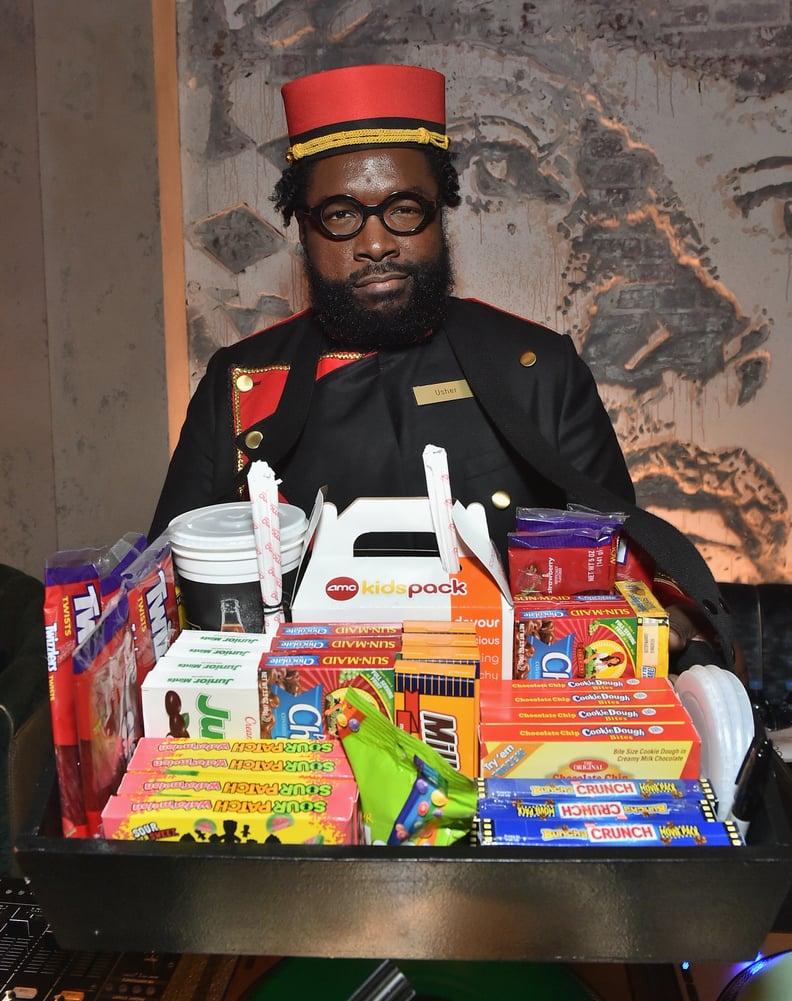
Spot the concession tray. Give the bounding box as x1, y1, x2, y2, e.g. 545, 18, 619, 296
15, 750, 792, 964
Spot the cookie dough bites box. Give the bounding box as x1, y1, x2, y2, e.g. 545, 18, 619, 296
479, 715, 701, 780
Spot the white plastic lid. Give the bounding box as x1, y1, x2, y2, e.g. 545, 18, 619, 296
167, 501, 308, 554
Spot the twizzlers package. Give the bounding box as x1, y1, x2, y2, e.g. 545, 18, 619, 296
73, 590, 143, 837
44, 532, 146, 837
121, 533, 180, 701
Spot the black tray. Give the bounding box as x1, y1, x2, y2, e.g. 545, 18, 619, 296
15, 751, 792, 963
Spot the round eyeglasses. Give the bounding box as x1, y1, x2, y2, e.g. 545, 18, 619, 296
298, 191, 440, 240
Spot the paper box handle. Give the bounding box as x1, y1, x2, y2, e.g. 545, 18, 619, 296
312, 497, 489, 559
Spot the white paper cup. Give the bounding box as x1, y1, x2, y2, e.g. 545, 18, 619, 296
167, 501, 308, 632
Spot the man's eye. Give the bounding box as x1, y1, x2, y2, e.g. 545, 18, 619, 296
386, 205, 424, 227
325, 207, 358, 222
389, 203, 421, 218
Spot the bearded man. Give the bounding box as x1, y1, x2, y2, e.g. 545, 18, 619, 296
149, 64, 735, 671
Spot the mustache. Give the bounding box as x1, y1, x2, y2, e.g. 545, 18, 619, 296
346, 261, 418, 284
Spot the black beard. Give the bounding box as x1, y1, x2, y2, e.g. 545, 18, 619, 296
304, 238, 454, 351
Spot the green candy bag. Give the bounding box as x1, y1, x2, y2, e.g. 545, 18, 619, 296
337, 687, 476, 846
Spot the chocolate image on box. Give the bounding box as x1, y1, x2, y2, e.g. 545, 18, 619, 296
164, 689, 190, 738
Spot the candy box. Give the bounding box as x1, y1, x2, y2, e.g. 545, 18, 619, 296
117, 772, 351, 803
480, 682, 680, 714
394, 659, 479, 778
476, 776, 717, 803
275, 621, 404, 637
271, 635, 403, 652
257, 661, 395, 739
477, 815, 743, 847
512, 580, 669, 681
480, 676, 676, 701
480, 701, 694, 726
400, 631, 479, 649
290, 498, 513, 681
100, 779, 360, 845
161, 629, 272, 660
476, 794, 719, 824
141, 658, 260, 740
403, 620, 478, 635
118, 772, 228, 795
260, 651, 399, 669
127, 736, 354, 777
479, 716, 701, 780
398, 646, 480, 665
482, 677, 675, 697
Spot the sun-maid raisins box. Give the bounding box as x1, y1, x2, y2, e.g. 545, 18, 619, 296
512, 580, 669, 681
291, 497, 514, 680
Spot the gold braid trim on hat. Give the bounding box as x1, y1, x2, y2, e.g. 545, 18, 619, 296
286, 126, 449, 162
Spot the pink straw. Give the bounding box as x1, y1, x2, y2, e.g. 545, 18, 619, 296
247, 461, 284, 634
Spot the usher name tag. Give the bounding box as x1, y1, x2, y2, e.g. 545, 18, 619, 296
413, 379, 474, 406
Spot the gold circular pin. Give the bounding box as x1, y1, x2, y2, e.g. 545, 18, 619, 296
244, 430, 263, 450
235, 374, 254, 392
491, 490, 511, 509
519, 351, 537, 368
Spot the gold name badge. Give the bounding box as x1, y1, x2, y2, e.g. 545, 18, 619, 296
413, 379, 474, 406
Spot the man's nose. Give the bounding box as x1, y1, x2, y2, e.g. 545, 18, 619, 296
353, 215, 400, 260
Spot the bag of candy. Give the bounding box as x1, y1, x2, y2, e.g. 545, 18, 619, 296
73, 590, 142, 837
99, 532, 149, 603
44, 533, 146, 837
336, 687, 476, 846
508, 507, 624, 597
121, 533, 180, 704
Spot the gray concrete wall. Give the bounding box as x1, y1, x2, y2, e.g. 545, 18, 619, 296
0, 0, 55, 576
1, 0, 171, 580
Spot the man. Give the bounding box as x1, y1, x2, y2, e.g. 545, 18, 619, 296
149, 64, 735, 671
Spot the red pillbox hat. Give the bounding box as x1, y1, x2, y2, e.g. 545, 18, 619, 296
281, 64, 449, 163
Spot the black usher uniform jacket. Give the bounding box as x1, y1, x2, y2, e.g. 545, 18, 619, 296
150, 297, 735, 667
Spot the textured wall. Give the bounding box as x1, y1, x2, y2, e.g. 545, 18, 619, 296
1, 0, 170, 579
174, 0, 792, 583
0, 0, 55, 574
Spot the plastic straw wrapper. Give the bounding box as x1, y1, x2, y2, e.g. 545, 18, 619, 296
422, 444, 461, 573
247, 460, 284, 634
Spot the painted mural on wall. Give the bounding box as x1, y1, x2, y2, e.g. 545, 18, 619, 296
175, 0, 792, 583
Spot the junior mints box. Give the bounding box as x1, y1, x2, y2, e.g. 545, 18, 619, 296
291, 498, 514, 680
141, 656, 260, 740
